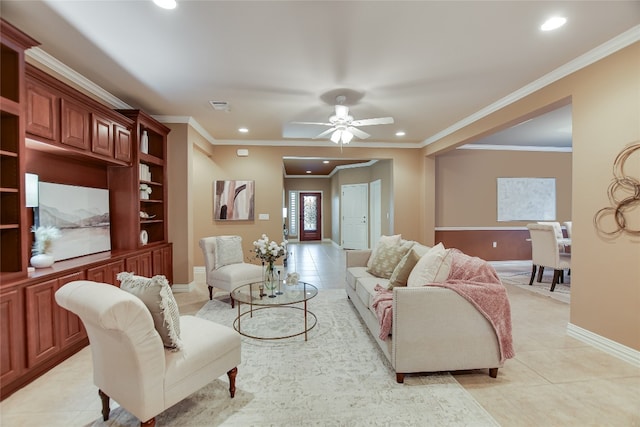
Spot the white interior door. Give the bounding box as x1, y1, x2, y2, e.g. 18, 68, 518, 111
341, 184, 368, 249
370, 179, 381, 249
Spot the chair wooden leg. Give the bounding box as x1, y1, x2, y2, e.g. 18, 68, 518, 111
550, 270, 561, 292
140, 418, 156, 427
529, 265, 537, 286
489, 368, 498, 378
396, 372, 405, 383
208, 285, 213, 300
227, 367, 238, 397
537, 266, 544, 282
98, 389, 110, 421
230, 294, 235, 309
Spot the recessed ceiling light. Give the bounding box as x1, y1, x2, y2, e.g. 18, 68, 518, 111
540, 16, 567, 31
306, 170, 312, 174
395, 131, 406, 137
238, 127, 249, 133
153, 0, 177, 10
323, 160, 330, 164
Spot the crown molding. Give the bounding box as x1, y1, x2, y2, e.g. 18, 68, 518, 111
422, 24, 640, 147
26, 47, 132, 109
458, 144, 572, 152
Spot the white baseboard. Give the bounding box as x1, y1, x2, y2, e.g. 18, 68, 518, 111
171, 282, 194, 293
567, 323, 640, 368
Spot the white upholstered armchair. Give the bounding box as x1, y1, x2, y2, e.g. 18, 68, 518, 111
55, 280, 241, 427
199, 235, 264, 307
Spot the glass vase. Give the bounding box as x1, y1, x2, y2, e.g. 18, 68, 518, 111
264, 261, 277, 298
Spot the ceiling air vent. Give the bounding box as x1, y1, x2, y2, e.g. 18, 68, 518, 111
209, 100, 231, 112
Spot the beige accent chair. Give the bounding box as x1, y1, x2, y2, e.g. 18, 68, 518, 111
55, 280, 241, 427
527, 223, 571, 291
199, 235, 264, 307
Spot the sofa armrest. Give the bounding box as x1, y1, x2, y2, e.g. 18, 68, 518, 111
346, 250, 372, 268
391, 286, 501, 373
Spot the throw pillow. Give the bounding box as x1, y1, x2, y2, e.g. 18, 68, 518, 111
388, 247, 422, 289
407, 242, 451, 287
214, 235, 244, 269
367, 240, 414, 279
366, 234, 402, 268
117, 272, 183, 351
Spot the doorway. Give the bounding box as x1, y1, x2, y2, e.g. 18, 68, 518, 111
299, 192, 322, 241
341, 183, 368, 249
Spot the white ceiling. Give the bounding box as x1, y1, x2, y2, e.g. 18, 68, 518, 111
2, 1, 639, 149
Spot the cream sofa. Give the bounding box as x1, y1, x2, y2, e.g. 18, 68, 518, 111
345, 241, 507, 383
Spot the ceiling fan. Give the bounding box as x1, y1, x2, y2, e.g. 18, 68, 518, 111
292, 95, 394, 145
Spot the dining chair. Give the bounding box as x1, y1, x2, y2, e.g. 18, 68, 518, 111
527, 223, 571, 292
537, 221, 571, 252
564, 221, 572, 238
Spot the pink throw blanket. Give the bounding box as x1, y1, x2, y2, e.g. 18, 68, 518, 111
372, 249, 515, 363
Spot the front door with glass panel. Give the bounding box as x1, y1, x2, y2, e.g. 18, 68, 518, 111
300, 192, 321, 241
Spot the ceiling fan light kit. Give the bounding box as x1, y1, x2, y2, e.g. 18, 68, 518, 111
292, 95, 394, 146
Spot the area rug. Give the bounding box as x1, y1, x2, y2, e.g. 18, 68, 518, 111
92, 289, 499, 426
498, 270, 571, 304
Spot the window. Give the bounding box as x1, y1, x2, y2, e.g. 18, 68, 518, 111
288, 191, 297, 236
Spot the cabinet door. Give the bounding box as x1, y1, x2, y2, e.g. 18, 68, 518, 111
25, 80, 58, 140
91, 113, 113, 157
60, 98, 90, 150
162, 246, 173, 283
25, 279, 59, 368
114, 124, 132, 163
126, 253, 152, 277
87, 260, 125, 286
0, 288, 24, 386
57, 272, 87, 349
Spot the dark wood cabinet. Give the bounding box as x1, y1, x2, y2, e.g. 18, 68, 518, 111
1, 19, 173, 400
126, 252, 153, 277
60, 97, 90, 150
87, 259, 125, 286
25, 279, 59, 368
114, 124, 132, 162
91, 112, 113, 157
0, 288, 24, 387
57, 272, 86, 349
25, 80, 58, 141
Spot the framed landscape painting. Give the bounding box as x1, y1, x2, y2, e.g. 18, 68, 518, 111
38, 182, 111, 261
214, 180, 255, 220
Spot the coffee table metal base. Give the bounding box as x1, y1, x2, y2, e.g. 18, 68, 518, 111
233, 305, 317, 341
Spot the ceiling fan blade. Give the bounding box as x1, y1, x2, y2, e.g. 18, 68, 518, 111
335, 105, 349, 119
313, 127, 338, 139
290, 121, 333, 126
347, 126, 370, 139
351, 117, 394, 126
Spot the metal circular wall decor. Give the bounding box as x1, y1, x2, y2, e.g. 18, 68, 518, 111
593, 141, 640, 236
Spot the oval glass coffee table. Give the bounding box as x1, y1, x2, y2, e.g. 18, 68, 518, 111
231, 281, 318, 341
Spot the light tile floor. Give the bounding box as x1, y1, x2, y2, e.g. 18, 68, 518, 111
1, 242, 638, 426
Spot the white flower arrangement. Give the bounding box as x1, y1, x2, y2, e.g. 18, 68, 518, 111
140, 183, 152, 195
252, 234, 287, 264
31, 225, 61, 255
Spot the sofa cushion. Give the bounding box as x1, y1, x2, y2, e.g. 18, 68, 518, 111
346, 266, 370, 290
366, 240, 414, 279
366, 234, 402, 268
356, 277, 389, 311
407, 243, 453, 287
412, 243, 431, 257
117, 272, 183, 350
214, 235, 244, 268
388, 248, 422, 289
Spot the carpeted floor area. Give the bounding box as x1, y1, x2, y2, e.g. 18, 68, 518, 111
93, 289, 499, 426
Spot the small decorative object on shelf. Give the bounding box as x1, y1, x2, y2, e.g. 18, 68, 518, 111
140, 183, 152, 200
140, 130, 149, 154
253, 234, 287, 298
30, 225, 61, 268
